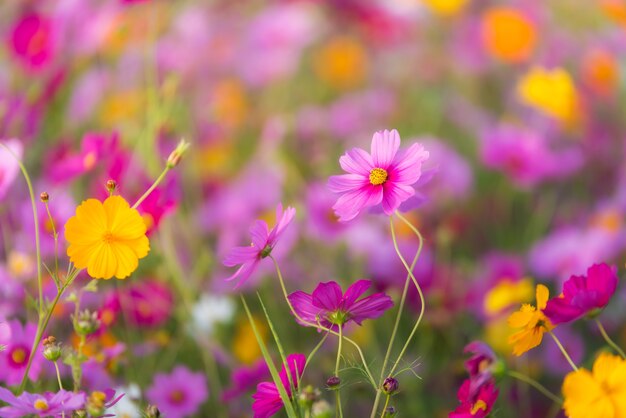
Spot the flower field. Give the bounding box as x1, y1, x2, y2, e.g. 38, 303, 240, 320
1, 1, 626, 417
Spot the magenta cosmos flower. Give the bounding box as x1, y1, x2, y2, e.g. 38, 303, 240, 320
544, 263, 618, 324
0, 320, 42, 385
223, 203, 296, 288
328, 129, 429, 221
252, 353, 305, 418
0, 387, 85, 418
146, 366, 208, 418
288, 280, 393, 330
449, 379, 499, 418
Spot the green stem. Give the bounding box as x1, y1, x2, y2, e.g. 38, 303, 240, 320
387, 213, 425, 377
335, 326, 344, 418
18, 271, 79, 392
54, 361, 64, 390
131, 166, 170, 209
43, 201, 60, 281
595, 319, 626, 359
1, 143, 43, 316
380, 395, 391, 418
507, 370, 563, 405
304, 333, 329, 378
549, 331, 578, 371
370, 217, 423, 418
269, 256, 377, 388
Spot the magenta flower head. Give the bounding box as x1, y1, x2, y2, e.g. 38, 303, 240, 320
463, 341, 503, 398
146, 366, 208, 418
288, 280, 393, 330
0, 320, 42, 385
449, 379, 499, 418
543, 263, 618, 324
328, 129, 429, 221
252, 353, 305, 418
0, 387, 85, 418
223, 203, 296, 288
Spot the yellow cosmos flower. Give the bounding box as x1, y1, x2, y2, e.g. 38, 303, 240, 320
517, 66, 579, 123
481, 7, 536, 63
64, 196, 149, 280
507, 284, 554, 356
484, 278, 534, 317
313, 36, 368, 90
563, 353, 626, 418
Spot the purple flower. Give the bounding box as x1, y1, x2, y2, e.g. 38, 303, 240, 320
449, 379, 499, 418
288, 280, 394, 330
146, 366, 208, 418
328, 129, 429, 221
252, 353, 305, 418
0, 139, 22, 200
0, 387, 85, 418
463, 341, 498, 397
0, 320, 42, 385
544, 263, 618, 324
223, 203, 296, 288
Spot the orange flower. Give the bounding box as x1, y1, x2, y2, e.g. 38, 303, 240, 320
481, 7, 536, 63
507, 284, 555, 356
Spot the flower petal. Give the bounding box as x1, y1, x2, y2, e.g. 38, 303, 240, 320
312, 281, 343, 311
342, 280, 372, 308
339, 148, 373, 175
371, 129, 401, 168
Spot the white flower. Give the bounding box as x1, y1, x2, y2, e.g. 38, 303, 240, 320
106, 384, 141, 418
190, 294, 235, 337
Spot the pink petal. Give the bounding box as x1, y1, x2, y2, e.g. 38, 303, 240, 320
339, 148, 373, 175
223, 246, 259, 267
371, 129, 400, 168
312, 281, 343, 311
250, 220, 270, 249
381, 183, 415, 215
327, 174, 369, 193
390, 143, 429, 185
333, 185, 383, 222
342, 280, 372, 307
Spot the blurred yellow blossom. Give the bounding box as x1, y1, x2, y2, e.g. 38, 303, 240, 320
422, 0, 469, 16
313, 36, 368, 90
517, 66, 579, 123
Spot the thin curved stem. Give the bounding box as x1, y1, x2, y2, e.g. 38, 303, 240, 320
549, 331, 578, 371
270, 256, 377, 388
43, 201, 59, 280
595, 319, 626, 358
335, 326, 344, 418
304, 333, 329, 377
387, 213, 425, 377
508, 370, 563, 405
54, 361, 63, 390
131, 166, 170, 209
380, 395, 391, 418
370, 216, 423, 418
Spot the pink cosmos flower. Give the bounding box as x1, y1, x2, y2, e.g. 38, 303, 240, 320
328, 129, 429, 221
288, 280, 393, 330
0, 320, 42, 385
449, 379, 499, 418
0, 139, 22, 200
252, 353, 305, 418
9, 14, 54, 70
223, 203, 296, 288
543, 263, 618, 324
0, 387, 84, 418
146, 366, 208, 418
463, 341, 498, 398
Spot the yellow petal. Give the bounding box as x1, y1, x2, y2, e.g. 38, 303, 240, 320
508, 305, 535, 328
125, 235, 150, 259
103, 195, 130, 231
67, 242, 103, 270
536, 284, 550, 309
563, 369, 606, 418
87, 244, 117, 280
110, 243, 139, 279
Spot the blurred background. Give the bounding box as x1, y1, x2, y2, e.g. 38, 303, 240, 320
1, 0, 626, 417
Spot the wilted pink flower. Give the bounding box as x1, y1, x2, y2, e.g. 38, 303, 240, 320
0, 387, 84, 418
288, 280, 393, 330
252, 353, 305, 418
328, 129, 429, 221
463, 341, 498, 398
9, 14, 54, 70
223, 203, 296, 288
0, 320, 42, 385
146, 366, 208, 418
544, 263, 618, 324
449, 379, 499, 418
0, 139, 22, 200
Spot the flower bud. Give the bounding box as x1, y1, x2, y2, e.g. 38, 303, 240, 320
326, 376, 341, 389
73, 310, 101, 336
40, 192, 49, 202
42, 336, 62, 361
298, 385, 320, 409
382, 377, 399, 395
166, 140, 190, 169
145, 405, 161, 418
312, 400, 332, 418
383, 406, 397, 417
106, 179, 117, 193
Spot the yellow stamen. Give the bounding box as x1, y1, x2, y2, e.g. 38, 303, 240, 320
11, 348, 26, 364
471, 400, 488, 414
34, 399, 49, 411
369, 168, 388, 185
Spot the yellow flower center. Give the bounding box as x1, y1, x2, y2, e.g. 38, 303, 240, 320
369, 168, 388, 185
471, 400, 488, 414
11, 348, 27, 364
83, 152, 97, 170
90, 391, 107, 408
102, 232, 115, 244
34, 399, 49, 411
